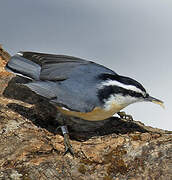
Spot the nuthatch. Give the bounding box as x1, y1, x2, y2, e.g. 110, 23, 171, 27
5, 51, 164, 155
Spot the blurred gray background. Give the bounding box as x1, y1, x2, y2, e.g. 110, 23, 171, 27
1, 0, 171, 130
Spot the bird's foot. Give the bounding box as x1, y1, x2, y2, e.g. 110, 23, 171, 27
60, 126, 74, 156
117, 111, 133, 121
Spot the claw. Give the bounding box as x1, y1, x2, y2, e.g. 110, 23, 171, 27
60, 126, 74, 156
63, 133, 74, 156
117, 111, 133, 121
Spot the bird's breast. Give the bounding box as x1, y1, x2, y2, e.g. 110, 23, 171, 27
56, 103, 123, 121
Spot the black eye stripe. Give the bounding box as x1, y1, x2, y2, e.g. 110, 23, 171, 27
98, 85, 143, 102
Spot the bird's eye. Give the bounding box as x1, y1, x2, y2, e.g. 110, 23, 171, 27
145, 93, 149, 98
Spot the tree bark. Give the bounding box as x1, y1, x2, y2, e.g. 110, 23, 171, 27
0, 46, 171, 180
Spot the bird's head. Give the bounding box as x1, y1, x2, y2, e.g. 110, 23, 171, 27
97, 74, 164, 110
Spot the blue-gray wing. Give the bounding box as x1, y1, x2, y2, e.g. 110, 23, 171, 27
24, 80, 96, 112
19, 52, 118, 112
20, 51, 89, 80
20, 51, 117, 81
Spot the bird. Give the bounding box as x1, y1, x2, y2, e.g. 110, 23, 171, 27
5, 51, 164, 155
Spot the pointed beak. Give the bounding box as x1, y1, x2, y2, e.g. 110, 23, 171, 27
145, 95, 165, 109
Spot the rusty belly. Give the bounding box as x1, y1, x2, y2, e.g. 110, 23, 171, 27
56, 103, 123, 121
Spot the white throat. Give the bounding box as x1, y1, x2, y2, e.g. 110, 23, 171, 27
104, 94, 140, 111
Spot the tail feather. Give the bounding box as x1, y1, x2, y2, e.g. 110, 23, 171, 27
5, 54, 41, 80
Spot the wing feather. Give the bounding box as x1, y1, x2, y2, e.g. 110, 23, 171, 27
16, 51, 117, 113
19, 51, 90, 80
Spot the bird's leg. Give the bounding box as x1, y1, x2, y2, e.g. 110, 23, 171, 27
55, 113, 74, 155
61, 125, 74, 156
117, 111, 133, 121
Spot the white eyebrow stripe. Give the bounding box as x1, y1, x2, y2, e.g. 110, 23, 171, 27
99, 80, 145, 95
